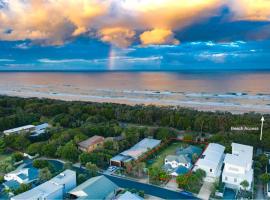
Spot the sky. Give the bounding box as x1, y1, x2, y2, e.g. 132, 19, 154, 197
0, 0, 270, 71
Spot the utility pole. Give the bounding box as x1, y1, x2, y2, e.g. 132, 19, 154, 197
260, 116, 265, 141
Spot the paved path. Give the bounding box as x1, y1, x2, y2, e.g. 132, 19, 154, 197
197, 181, 213, 200
256, 182, 265, 200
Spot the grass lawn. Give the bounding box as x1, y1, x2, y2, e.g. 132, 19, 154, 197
147, 142, 187, 169
0, 153, 12, 162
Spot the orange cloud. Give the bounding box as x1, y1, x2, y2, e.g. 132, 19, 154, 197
98, 27, 136, 48
1, 0, 269, 47
228, 0, 270, 21
140, 28, 179, 45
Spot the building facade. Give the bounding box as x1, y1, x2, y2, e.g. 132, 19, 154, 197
222, 143, 253, 191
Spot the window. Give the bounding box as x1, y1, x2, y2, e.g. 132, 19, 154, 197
234, 178, 237, 183
225, 176, 228, 181
210, 169, 212, 172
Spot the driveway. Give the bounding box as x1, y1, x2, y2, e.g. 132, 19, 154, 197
197, 181, 213, 200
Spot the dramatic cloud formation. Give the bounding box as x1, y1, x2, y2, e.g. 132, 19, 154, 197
98, 27, 136, 47
0, 0, 270, 47
229, 0, 270, 21
140, 29, 179, 45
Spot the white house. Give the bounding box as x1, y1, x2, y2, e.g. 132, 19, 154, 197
222, 143, 253, 191
193, 143, 225, 182
3, 125, 35, 136
4, 167, 39, 184
11, 169, 76, 200
165, 155, 191, 169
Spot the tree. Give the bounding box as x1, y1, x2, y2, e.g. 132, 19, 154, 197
27, 143, 43, 156
259, 173, 270, 184
39, 167, 52, 182
11, 152, 24, 162
57, 142, 79, 162
32, 160, 50, 169
176, 174, 189, 189
0, 175, 4, 183
240, 180, 249, 191
149, 167, 169, 184
79, 152, 92, 165
41, 143, 57, 157
0, 138, 6, 153
259, 154, 268, 169
13, 183, 31, 195
77, 174, 87, 184
85, 162, 99, 176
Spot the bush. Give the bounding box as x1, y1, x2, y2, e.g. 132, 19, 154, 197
32, 160, 50, 169
12, 152, 24, 162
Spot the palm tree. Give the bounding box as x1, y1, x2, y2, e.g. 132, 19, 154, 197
240, 180, 249, 191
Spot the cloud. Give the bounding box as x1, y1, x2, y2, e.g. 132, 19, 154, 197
228, 0, 270, 21
39, 56, 162, 64
98, 27, 135, 48
0, 58, 14, 62
0, 0, 269, 47
140, 29, 179, 45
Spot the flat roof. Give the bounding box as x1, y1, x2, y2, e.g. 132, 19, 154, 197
120, 138, 161, 160
4, 125, 35, 134
196, 143, 225, 169
11, 170, 76, 200
224, 143, 253, 168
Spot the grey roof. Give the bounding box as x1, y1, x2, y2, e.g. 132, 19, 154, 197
110, 154, 131, 163
69, 175, 118, 200
120, 138, 161, 160
165, 155, 191, 164
11, 170, 76, 200
117, 191, 144, 200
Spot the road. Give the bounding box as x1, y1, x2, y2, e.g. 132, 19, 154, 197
103, 174, 198, 199
21, 159, 198, 199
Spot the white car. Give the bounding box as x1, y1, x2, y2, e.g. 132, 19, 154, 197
108, 166, 117, 172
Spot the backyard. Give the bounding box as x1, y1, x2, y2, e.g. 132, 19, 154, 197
146, 141, 187, 169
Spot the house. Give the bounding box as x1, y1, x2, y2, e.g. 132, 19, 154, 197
4, 167, 39, 188
222, 143, 253, 191
164, 164, 190, 177
3, 125, 35, 136
165, 155, 191, 169
69, 175, 118, 199
110, 138, 161, 167
78, 135, 105, 152
11, 169, 76, 200
193, 143, 225, 182
117, 191, 144, 200
30, 123, 50, 137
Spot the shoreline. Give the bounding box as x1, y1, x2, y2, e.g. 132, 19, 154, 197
1, 88, 270, 114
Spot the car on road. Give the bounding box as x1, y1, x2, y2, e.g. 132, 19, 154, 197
108, 166, 118, 172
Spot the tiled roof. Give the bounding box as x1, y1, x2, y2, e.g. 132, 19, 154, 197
78, 135, 105, 149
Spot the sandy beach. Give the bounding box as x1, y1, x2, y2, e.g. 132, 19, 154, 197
0, 72, 270, 114
1, 84, 270, 114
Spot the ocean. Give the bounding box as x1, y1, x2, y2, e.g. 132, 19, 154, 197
0, 71, 270, 113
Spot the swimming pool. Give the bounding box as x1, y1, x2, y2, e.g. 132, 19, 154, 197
223, 188, 236, 200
